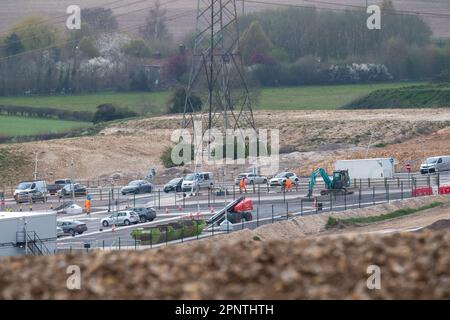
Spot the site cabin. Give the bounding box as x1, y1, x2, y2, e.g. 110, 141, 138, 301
0, 211, 57, 256
335, 158, 395, 180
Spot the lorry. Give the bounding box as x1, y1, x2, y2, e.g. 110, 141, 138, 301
0, 211, 57, 256
334, 158, 395, 179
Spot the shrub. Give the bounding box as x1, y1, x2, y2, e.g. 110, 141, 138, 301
92, 103, 138, 123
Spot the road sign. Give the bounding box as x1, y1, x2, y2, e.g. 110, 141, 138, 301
405, 163, 411, 172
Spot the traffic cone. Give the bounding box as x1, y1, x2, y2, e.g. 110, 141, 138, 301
178, 205, 182, 211
112, 224, 115, 232
210, 207, 214, 213
0, 198, 5, 206
165, 208, 169, 214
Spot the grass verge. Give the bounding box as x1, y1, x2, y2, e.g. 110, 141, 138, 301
325, 201, 445, 229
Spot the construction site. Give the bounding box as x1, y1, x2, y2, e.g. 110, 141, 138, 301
0, 0, 450, 305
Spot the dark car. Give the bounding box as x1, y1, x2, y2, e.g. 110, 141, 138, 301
121, 180, 153, 195
58, 183, 87, 198
164, 178, 183, 193
130, 207, 157, 223
47, 179, 73, 195
57, 220, 88, 236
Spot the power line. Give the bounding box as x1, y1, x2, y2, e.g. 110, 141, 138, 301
0, 0, 183, 61
0, 0, 128, 38
238, 0, 450, 19
0, 0, 164, 50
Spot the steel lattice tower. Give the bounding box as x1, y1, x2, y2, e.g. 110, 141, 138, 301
183, 0, 255, 133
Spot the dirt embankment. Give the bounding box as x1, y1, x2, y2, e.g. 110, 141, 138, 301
0, 230, 449, 299
1, 195, 450, 299
1, 109, 449, 185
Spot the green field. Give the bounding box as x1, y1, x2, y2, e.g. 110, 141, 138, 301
0, 116, 91, 137
0, 82, 425, 113
343, 84, 450, 109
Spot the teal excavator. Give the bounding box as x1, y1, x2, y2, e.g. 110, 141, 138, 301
307, 168, 354, 197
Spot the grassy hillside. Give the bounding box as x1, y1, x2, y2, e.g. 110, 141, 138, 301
0, 82, 424, 113
0, 116, 91, 137
343, 84, 450, 109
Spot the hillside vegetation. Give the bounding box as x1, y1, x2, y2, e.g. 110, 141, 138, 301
343, 84, 450, 109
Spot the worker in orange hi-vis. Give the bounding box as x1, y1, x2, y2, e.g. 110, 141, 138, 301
285, 177, 293, 192
85, 198, 91, 215
239, 177, 247, 194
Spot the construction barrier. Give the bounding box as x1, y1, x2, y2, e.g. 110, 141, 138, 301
412, 187, 433, 197
439, 186, 450, 195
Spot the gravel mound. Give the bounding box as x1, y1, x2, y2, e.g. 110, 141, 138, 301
420, 219, 450, 232
0, 230, 449, 300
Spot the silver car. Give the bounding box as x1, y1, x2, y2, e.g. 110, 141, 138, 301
269, 172, 300, 186
101, 210, 140, 227
235, 173, 268, 185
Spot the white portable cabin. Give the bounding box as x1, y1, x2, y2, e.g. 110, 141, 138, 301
335, 158, 396, 179
0, 211, 57, 257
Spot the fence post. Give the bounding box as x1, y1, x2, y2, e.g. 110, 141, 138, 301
401, 181, 404, 200
368, 178, 371, 188
358, 188, 362, 208
437, 173, 440, 189
158, 190, 161, 209
257, 207, 259, 227
150, 229, 153, 248
258, 184, 261, 205
344, 192, 347, 210
301, 199, 303, 216
330, 193, 333, 212
386, 184, 390, 203
271, 204, 274, 223
373, 186, 376, 205
118, 237, 121, 250
286, 202, 289, 220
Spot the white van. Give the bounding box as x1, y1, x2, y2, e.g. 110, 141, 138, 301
181, 172, 214, 192
14, 180, 48, 203
420, 156, 450, 174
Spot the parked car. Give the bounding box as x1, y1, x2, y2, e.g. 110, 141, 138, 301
58, 183, 87, 198
14, 180, 47, 202
181, 172, 214, 192
420, 156, 450, 174
15, 189, 46, 204
57, 220, 88, 236
47, 178, 73, 195
101, 210, 140, 227
121, 180, 153, 195
234, 173, 268, 185
164, 178, 183, 193
130, 207, 157, 223
269, 172, 300, 187
56, 226, 65, 238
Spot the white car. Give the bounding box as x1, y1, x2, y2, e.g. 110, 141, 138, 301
235, 173, 268, 185
101, 210, 140, 227
269, 172, 299, 187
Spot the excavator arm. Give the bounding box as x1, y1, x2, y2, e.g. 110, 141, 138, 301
307, 168, 333, 197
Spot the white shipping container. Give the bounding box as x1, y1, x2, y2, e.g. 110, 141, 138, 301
0, 211, 57, 256
335, 158, 395, 180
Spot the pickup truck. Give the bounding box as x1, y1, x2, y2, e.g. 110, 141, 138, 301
47, 179, 72, 195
